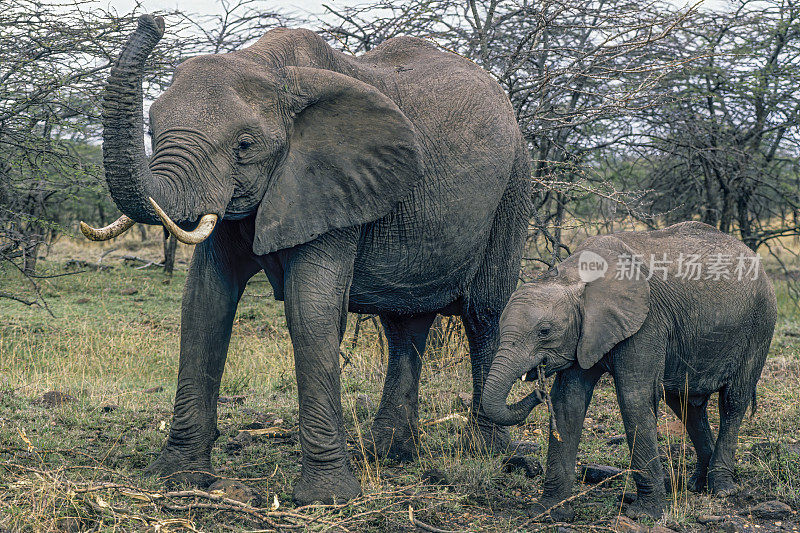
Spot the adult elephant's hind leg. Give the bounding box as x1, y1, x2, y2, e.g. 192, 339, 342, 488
369, 313, 437, 460
285, 228, 362, 505
146, 223, 260, 487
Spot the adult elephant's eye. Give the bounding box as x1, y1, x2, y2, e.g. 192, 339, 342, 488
236, 134, 257, 159
538, 326, 551, 338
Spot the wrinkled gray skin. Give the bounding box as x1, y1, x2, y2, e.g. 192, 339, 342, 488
482, 222, 776, 520
100, 16, 531, 504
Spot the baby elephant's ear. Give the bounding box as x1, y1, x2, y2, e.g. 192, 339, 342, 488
253, 66, 423, 255
576, 237, 650, 369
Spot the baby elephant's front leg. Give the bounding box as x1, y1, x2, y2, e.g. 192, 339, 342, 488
616, 386, 666, 519
532, 365, 603, 522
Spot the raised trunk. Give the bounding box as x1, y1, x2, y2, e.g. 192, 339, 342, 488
102, 15, 170, 225
481, 348, 545, 426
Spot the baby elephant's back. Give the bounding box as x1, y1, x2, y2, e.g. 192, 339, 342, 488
615, 221, 777, 395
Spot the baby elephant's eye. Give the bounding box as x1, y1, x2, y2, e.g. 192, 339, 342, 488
238, 139, 253, 150
538, 327, 551, 338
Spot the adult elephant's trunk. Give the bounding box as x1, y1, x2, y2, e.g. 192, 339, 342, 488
101, 14, 170, 225
481, 347, 545, 426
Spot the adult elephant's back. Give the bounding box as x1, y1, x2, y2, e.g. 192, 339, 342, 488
350, 36, 530, 314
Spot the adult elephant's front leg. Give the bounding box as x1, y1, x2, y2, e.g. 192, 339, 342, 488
146, 226, 259, 486
284, 229, 362, 505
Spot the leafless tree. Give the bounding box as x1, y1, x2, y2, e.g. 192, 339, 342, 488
633, 0, 800, 254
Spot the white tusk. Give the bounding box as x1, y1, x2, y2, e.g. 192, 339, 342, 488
148, 197, 217, 245
80, 215, 136, 241
521, 372, 528, 382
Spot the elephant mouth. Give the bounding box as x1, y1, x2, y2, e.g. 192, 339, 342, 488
519, 358, 547, 382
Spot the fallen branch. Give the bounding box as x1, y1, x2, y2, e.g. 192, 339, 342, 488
238, 426, 297, 438
422, 414, 468, 426
0, 290, 38, 306
115, 254, 164, 268
161, 501, 293, 530
408, 505, 464, 533
515, 469, 631, 530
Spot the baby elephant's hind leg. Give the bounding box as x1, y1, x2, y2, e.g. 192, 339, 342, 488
709, 338, 770, 497
664, 392, 714, 492
708, 386, 750, 496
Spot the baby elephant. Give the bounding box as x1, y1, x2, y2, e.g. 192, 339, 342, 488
482, 222, 776, 520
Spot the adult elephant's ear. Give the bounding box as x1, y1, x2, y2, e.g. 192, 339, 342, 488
253, 66, 423, 255
575, 237, 651, 369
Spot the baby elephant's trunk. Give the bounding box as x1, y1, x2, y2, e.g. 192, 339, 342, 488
481, 348, 545, 426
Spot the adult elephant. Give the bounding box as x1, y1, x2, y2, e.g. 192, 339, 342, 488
82, 15, 531, 505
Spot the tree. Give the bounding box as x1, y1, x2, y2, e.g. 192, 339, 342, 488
636, 0, 800, 251
0, 0, 184, 303
321, 0, 693, 267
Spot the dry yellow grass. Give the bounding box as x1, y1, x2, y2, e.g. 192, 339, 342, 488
0, 228, 797, 531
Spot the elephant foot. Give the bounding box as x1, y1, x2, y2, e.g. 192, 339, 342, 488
708, 471, 739, 497
527, 498, 575, 522
292, 463, 362, 505
145, 446, 215, 488
687, 468, 707, 493
624, 493, 665, 520
367, 414, 419, 461
460, 416, 510, 455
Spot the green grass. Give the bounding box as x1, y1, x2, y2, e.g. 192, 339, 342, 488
0, 235, 798, 531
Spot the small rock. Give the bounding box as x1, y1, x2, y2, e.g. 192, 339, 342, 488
611, 515, 647, 533
720, 518, 747, 533
557, 527, 576, 533
218, 395, 246, 404
40, 391, 76, 407
509, 440, 541, 456
697, 514, 725, 524
748, 500, 792, 520
607, 435, 626, 446
76, 298, 90, 304
143, 386, 164, 394
503, 455, 543, 478
226, 431, 254, 453
355, 394, 374, 420
120, 287, 138, 295
207, 479, 262, 506
456, 392, 472, 411
101, 404, 118, 413
581, 464, 623, 484
422, 467, 449, 486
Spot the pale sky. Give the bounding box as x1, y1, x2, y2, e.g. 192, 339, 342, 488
103, 0, 364, 19
103, 0, 726, 20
